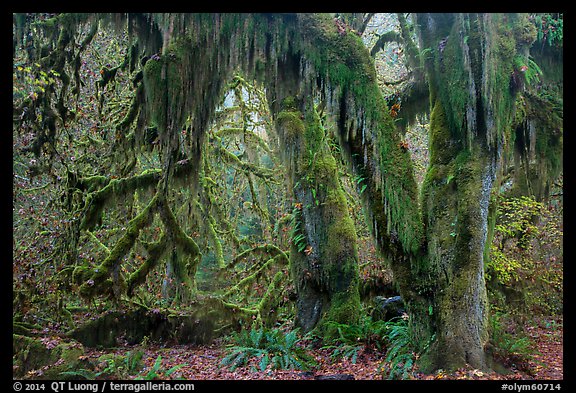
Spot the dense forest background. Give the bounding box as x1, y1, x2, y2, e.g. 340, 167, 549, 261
13, 12, 562, 381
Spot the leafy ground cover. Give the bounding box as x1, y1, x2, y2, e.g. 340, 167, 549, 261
48, 316, 561, 381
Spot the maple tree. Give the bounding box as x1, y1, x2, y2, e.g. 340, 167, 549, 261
13, 12, 562, 379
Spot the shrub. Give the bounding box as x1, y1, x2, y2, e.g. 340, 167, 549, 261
487, 195, 563, 315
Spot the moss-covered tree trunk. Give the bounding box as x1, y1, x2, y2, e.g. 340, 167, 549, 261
272, 95, 361, 333
419, 100, 496, 371
412, 13, 535, 371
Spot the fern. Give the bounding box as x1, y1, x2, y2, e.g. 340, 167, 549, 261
513, 55, 543, 87
220, 327, 316, 372
136, 355, 187, 380
61, 349, 147, 380
322, 315, 389, 363
525, 58, 543, 86
381, 317, 416, 380
323, 343, 363, 363
489, 312, 535, 363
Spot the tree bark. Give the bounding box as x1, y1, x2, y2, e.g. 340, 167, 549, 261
419, 100, 496, 371
272, 95, 361, 333
411, 12, 533, 371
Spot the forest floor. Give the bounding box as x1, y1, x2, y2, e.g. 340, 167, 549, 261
79, 316, 563, 381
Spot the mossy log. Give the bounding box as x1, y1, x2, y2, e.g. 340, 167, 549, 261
13, 334, 86, 379
67, 302, 244, 348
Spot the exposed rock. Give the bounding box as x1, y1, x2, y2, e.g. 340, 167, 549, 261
371, 295, 405, 321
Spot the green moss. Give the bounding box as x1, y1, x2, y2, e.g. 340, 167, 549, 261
277, 110, 305, 147
256, 270, 285, 326
275, 96, 361, 331
428, 99, 459, 166
72, 265, 92, 286
79, 170, 162, 230
513, 13, 538, 46
324, 195, 357, 257
507, 85, 562, 200
291, 14, 424, 257
320, 289, 361, 339
13, 335, 85, 379
424, 14, 519, 152
79, 193, 159, 299
157, 198, 201, 300
126, 233, 168, 296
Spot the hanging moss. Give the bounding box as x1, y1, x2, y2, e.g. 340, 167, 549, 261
293, 14, 424, 257
275, 96, 361, 332
508, 90, 562, 200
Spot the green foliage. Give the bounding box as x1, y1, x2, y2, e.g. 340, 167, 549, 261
487, 195, 563, 315
61, 349, 145, 379
321, 315, 389, 363
13, 63, 60, 104
61, 350, 186, 380
220, 327, 316, 372
513, 55, 543, 87
319, 315, 416, 379
489, 312, 535, 363
136, 355, 186, 380
532, 13, 563, 47
487, 196, 543, 284
353, 175, 368, 195
289, 205, 308, 253
380, 317, 416, 380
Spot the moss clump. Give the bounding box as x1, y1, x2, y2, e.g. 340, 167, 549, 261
428, 99, 460, 166
13, 335, 85, 379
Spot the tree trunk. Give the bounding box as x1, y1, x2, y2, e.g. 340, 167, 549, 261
272, 94, 361, 333
419, 100, 496, 371
411, 12, 533, 371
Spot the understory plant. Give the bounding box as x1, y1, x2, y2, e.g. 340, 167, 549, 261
220, 327, 317, 372
488, 312, 535, 369
60, 349, 145, 379
60, 350, 187, 380
380, 317, 416, 379
320, 314, 417, 379
487, 195, 563, 315
321, 315, 389, 363
136, 355, 187, 380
